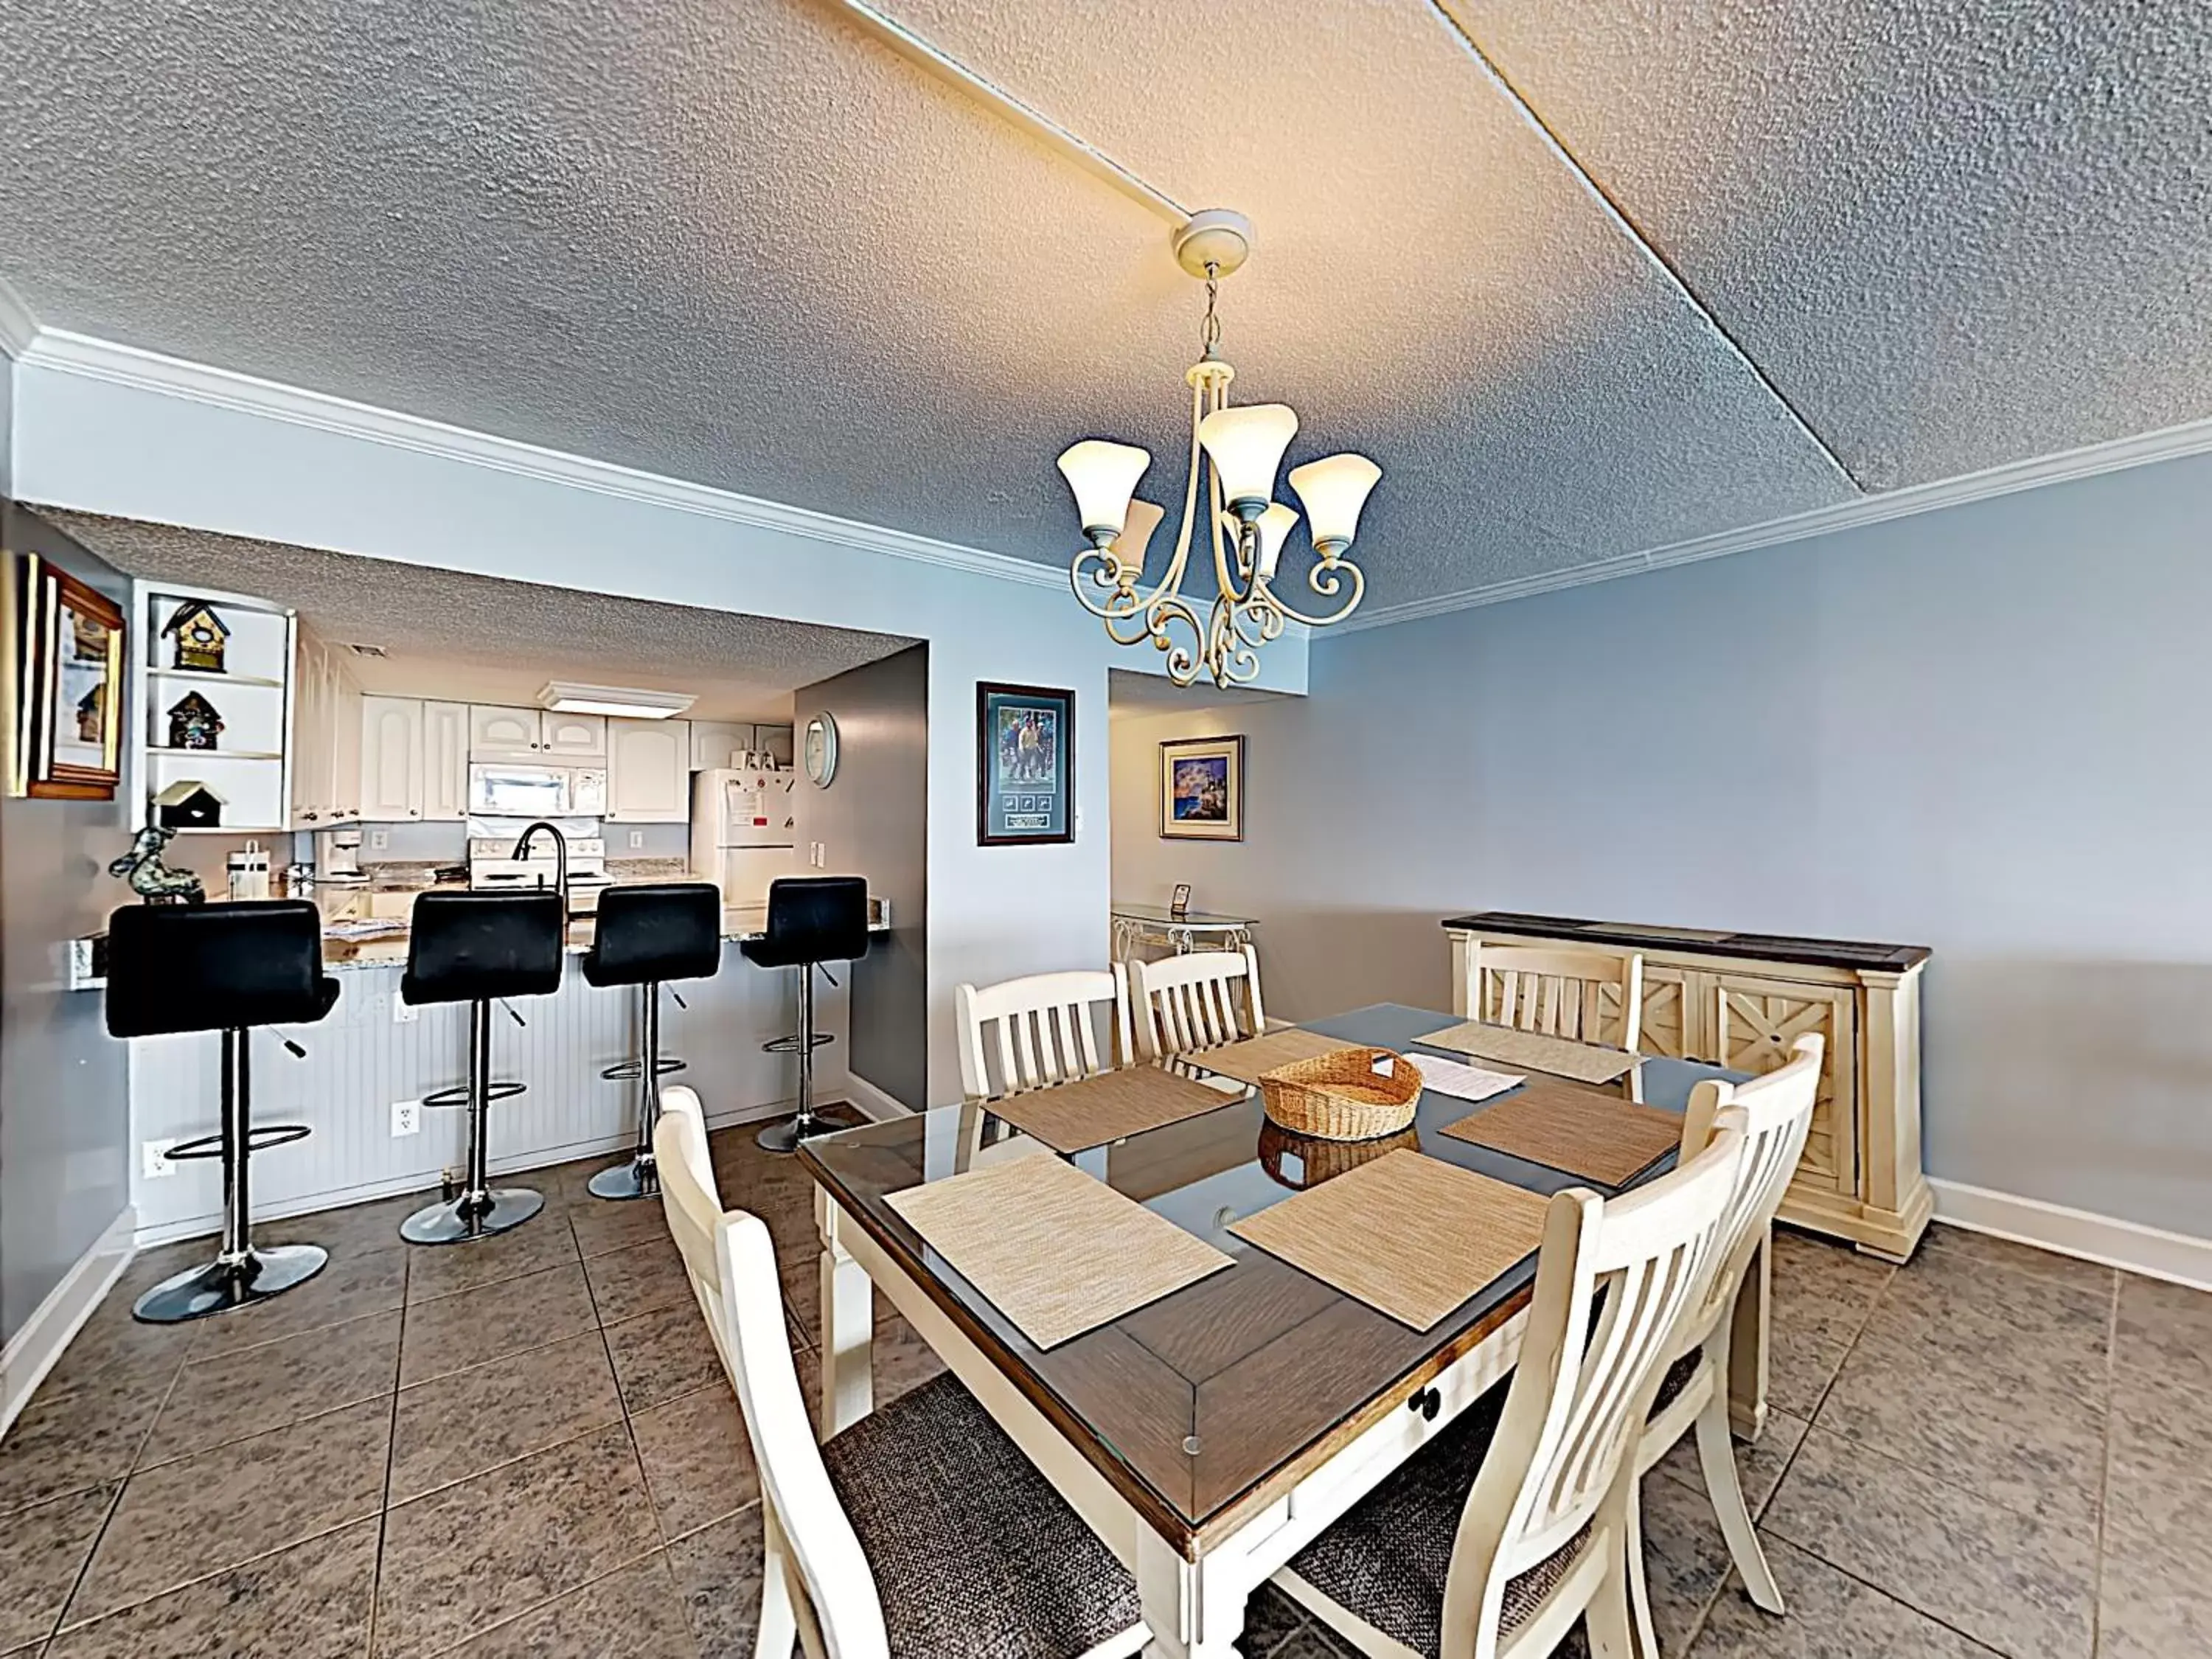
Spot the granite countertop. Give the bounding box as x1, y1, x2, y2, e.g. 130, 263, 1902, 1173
321, 891, 888, 970
1439, 910, 1930, 972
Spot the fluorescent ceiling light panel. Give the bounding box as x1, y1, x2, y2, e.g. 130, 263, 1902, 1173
539, 682, 696, 719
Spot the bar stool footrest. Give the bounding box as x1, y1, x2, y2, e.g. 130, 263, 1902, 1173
762, 1033, 835, 1056
165, 1123, 313, 1161
599, 1057, 687, 1082
421, 1079, 527, 1108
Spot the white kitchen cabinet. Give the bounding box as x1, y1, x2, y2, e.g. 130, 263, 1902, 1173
330, 668, 363, 821
689, 720, 754, 772
291, 630, 364, 827
360, 697, 426, 821
422, 700, 470, 821
469, 704, 543, 761
540, 712, 607, 758
605, 717, 691, 821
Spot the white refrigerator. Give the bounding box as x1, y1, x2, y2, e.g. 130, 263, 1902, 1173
689, 768, 797, 902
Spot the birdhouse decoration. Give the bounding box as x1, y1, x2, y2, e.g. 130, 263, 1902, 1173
162, 599, 230, 673
166, 690, 224, 751
154, 779, 227, 829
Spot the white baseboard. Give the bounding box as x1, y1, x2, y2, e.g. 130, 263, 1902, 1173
841, 1071, 913, 1121
1, 1206, 136, 1438
1930, 1178, 2212, 1293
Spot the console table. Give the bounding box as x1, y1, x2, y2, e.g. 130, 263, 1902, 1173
1110, 900, 1259, 963
1441, 911, 1932, 1261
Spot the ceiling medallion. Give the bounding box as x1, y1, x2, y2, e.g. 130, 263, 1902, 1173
1057, 210, 1382, 689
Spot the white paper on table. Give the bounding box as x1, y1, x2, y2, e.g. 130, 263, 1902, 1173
1405, 1051, 1526, 1103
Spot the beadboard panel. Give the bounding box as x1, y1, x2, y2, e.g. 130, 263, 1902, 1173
128, 942, 847, 1238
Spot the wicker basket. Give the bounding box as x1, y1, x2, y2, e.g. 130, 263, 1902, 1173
1257, 1119, 1422, 1189
1257, 1046, 1424, 1141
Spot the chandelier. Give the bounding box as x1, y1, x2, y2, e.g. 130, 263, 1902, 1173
1057, 211, 1382, 689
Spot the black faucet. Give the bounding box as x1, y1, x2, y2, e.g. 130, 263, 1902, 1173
511, 821, 568, 907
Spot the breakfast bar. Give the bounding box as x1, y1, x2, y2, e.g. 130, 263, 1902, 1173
125, 894, 889, 1245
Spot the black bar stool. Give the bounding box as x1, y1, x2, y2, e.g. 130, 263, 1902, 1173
581, 882, 723, 1200
399, 890, 564, 1245
745, 875, 869, 1153
104, 900, 341, 1324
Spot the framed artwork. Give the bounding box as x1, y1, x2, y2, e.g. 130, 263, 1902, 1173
11, 554, 125, 800
977, 681, 1074, 846
1159, 734, 1244, 841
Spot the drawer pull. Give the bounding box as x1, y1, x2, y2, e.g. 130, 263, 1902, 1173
1408, 1386, 1441, 1422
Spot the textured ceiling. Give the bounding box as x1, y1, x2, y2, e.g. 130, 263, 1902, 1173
1450, 0, 2212, 490
0, 1, 2203, 612
44, 512, 914, 722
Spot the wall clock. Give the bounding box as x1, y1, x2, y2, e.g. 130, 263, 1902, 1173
802, 712, 839, 787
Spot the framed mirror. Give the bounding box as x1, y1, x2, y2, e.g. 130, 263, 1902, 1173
802, 712, 839, 787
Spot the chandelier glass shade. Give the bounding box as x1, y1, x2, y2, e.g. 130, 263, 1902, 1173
1057, 214, 1381, 688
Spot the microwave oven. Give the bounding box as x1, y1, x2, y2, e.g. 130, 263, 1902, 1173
467, 762, 608, 818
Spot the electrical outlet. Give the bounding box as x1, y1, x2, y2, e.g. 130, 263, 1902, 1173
628, 830, 643, 849
142, 1138, 180, 1180
392, 990, 418, 1024
391, 1099, 421, 1138
369, 828, 389, 851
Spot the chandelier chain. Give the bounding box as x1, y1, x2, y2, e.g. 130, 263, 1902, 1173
1200, 262, 1221, 361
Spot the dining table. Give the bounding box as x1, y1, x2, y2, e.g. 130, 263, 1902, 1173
796, 1001, 1762, 1658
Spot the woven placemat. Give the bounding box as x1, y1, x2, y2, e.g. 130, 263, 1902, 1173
886, 1154, 1232, 1349
987, 1066, 1241, 1155
1190, 1026, 1357, 1085
1415, 1020, 1644, 1085
1229, 1149, 1551, 1330
1439, 1077, 1683, 1186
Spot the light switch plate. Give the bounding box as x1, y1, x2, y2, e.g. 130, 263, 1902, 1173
628, 830, 644, 849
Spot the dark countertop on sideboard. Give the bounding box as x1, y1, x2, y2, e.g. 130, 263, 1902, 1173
1439, 911, 1931, 973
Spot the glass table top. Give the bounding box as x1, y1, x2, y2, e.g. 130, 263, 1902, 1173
798, 1002, 1737, 1543
1110, 900, 1259, 927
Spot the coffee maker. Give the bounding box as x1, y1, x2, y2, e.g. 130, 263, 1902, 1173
314, 826, 367, 886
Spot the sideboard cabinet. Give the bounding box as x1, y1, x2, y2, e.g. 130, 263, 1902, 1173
1442, 912, 1931, 1261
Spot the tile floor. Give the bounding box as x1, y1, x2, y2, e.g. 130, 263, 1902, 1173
1, 1127, 2205, 1658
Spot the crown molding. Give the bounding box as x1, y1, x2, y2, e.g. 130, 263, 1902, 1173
0, 276, 38, 358
15, 327, 1065, 590
1346, 410, 2212, 632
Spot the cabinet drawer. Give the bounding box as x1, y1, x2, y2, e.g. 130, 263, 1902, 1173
1711, 975, 1858, 1197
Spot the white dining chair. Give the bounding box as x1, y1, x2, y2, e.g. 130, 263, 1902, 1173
1271, 1112, 1750, 1659
1464, 942, 1645, 1054
1627, 1033, 1823, 1655
956, 967, 1133, 1105
1129, 946, 1265, 1060
652, 1086, 1149, 1659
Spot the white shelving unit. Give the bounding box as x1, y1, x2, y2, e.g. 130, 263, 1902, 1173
130, 581, 297, 834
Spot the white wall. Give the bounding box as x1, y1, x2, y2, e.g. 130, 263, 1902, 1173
1113, 449, 2212, 1239
13, 350, 1305, 1106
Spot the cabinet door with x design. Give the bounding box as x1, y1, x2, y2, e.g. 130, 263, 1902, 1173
1713, 975, 1859, 1197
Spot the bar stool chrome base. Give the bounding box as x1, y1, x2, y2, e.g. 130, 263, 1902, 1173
588, 1155, 660, 1200
400, 1187, 546, 1245
133, 1243, 329, 1325
755, 1113, 829, 1154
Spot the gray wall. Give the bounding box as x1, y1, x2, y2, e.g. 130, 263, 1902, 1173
1, 507, 134, 1346
1113, 450, 2212, 1239
793, 644, 929, 1109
